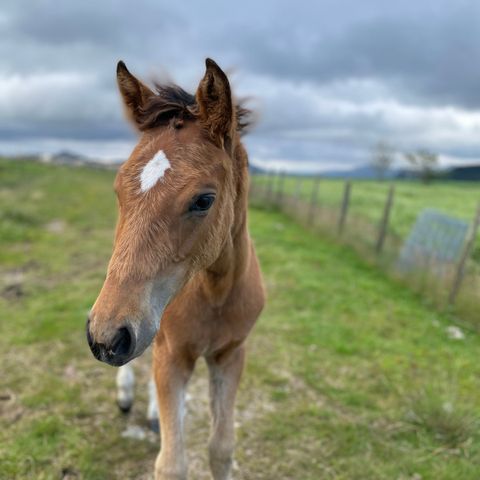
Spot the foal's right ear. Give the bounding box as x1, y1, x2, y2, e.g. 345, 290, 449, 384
116, 61, 155, 128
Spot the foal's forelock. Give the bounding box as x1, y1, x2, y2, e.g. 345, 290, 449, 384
135, 82, 252, 136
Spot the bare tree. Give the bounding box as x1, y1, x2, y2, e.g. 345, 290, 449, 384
404, 149, 438, 184
371, 141, 395, 181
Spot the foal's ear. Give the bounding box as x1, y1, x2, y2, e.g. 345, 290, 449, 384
196, 58, 235, 148
116, 61, 155, 128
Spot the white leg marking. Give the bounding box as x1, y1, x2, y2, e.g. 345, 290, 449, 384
116, 363, 135, 412
147, 377, 159, 422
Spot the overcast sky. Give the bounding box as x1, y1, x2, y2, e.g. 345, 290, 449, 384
2, 0, 480, 171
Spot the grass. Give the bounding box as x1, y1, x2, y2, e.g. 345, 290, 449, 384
1, 158, 480, 479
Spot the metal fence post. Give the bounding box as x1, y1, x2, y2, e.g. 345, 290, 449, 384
449, 202, 480, 304
375, 185, 395, 254
338, 181, 351, 235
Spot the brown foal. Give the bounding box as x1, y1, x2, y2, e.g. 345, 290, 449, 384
86, 59, 265, 480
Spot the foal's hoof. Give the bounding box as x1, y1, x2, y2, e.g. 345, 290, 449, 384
148, 418, 160, 434
117, 399, 132, 414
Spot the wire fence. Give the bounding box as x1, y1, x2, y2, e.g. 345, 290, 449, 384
250, 171, 480, 327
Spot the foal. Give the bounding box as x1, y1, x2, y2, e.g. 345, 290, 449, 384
86, 59, 265, 480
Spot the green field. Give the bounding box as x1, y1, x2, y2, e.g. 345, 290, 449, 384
1, 159, 479, 479
253, 175, 480, 259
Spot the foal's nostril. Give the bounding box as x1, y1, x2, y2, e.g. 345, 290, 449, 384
86, 317, 93, 347
86, 317, 135, 365
111, 327, 133, 357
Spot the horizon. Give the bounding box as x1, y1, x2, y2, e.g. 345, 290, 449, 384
10, 148, 480, 177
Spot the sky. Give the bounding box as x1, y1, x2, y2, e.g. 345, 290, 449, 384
1, 0, 480, 172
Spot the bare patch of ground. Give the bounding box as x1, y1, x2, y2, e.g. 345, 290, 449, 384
0, 261, 39, 300
45, 219, 67, 234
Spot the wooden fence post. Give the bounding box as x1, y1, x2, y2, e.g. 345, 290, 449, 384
375, 185, 395, 254
264, 170, 274, 203
276, 171, 285, 207
308, 177, 320, 226
250, 173, 260, 198
268, 170, 277, 204
449, 202, 480, 304
294, 177, 303, 209
337, 181, 351, 235
263, 171, 269, 202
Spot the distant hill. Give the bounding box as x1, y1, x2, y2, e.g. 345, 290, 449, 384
13, 150, 121, 170
322, 164, 480, 181
320, 165, 388, 179
41, 150, 88, 165
447, 165, 480, 181
249, 164, 267, 175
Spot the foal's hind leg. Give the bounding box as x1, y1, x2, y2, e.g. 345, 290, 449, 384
147, 376, 160, 433
116, 363, 135, 412
207, 345, 245, 480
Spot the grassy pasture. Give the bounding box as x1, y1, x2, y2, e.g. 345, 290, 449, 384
1, 159, 480, 479
253, 175, 480, 259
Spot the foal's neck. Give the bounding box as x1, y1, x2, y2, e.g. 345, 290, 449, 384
203, 145, 250, 305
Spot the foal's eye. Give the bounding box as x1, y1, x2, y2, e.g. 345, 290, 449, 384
189, 193, 216, 213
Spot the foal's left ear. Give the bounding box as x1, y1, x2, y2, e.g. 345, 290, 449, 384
196, 58, 235, 149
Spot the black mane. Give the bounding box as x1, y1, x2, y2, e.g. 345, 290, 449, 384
137, 83, 252, 134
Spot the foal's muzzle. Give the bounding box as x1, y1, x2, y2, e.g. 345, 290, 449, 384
86, 318, 136, 367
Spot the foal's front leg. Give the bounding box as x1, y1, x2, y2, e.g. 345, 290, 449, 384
153, 344, 194, 480
116, 363, 135, 412
207, 345, 245, 480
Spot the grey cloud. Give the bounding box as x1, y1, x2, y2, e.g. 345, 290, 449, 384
233, 4, 480, 109
6, 1, 184, 46
1, 0, 480, 168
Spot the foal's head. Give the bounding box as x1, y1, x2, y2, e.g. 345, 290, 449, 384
86, 59, 250, 366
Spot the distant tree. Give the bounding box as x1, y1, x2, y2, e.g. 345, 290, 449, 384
371, 141, 395, 181
404, 149, 438, 184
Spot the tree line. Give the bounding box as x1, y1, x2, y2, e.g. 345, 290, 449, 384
371, 141, 438, 183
